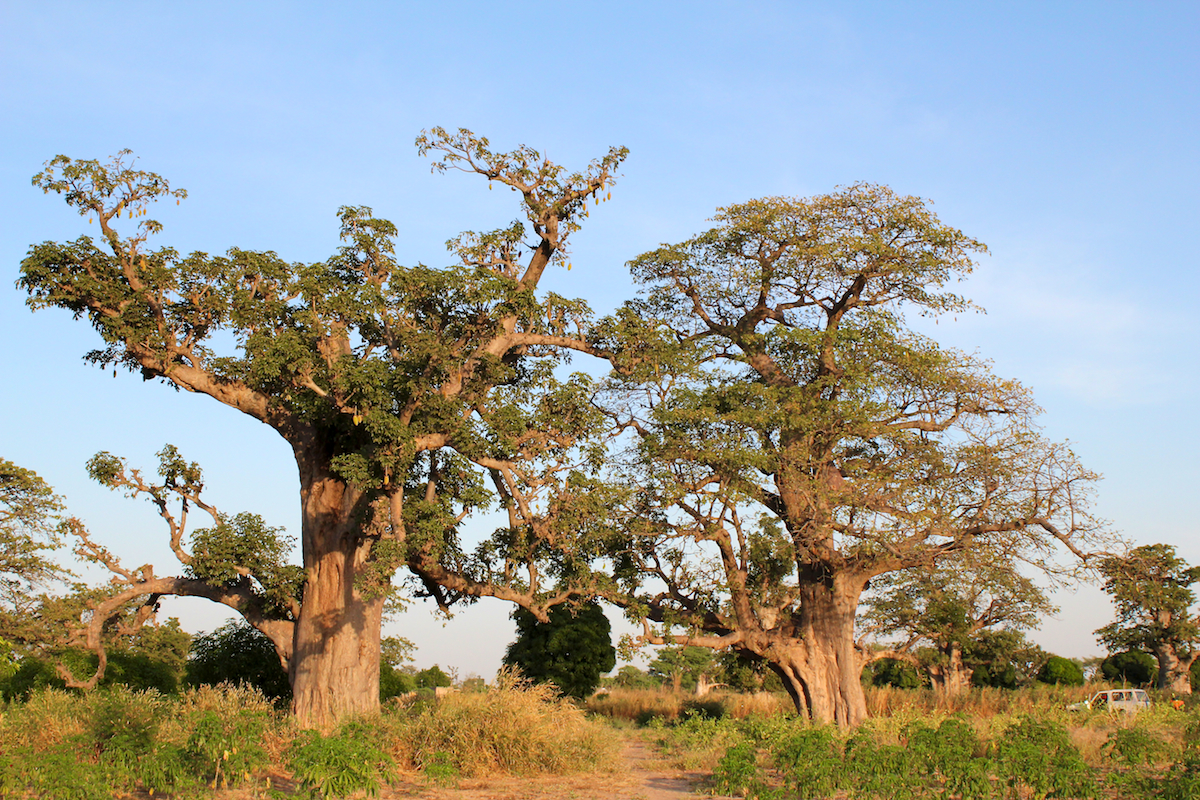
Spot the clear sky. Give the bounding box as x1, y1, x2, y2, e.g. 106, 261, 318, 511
2, 1, 1196, 676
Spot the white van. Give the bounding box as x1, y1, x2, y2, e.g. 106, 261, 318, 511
1068, 689, 1151, 713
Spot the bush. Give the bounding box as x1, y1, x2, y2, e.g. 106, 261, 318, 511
1039, 655, 1086, 686
865, 657, 925, 689
1101, 650, 1156, 687
289, 720, 395, 798
186, 620, 291, 702
995, 716, 1098, 799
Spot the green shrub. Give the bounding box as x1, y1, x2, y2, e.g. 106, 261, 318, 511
1038, 655, 1086, 686
712, 740, 765, 798
995, 716, 1098, 799
1101, 650, 1156, 687
289, 720, 396, 798
186, 620, 291, 703
771, 726, 843, 798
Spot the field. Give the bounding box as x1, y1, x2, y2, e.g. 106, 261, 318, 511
1, 680, 1197, 799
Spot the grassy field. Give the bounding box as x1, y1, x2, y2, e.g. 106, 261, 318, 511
1, 680, 1196, 798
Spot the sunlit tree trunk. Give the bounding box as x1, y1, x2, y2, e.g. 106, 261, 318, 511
766, 576, 869, 726
928, 643, 972, 696
1154, 645, 1195, 695
289, 457, 383, 729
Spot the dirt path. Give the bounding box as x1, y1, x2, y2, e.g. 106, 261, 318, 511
372, 730, 727, 800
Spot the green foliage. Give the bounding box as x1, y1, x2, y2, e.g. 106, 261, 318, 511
608, 664, 657, 689
995, 716, 1098, 799
289, 720, 395, 799
415, 664, 452, 689
968, 629, 1047, 689
772, 726, 844, 797
1097, 544, 1200, 690
2, 633, 188, 700
187, 511, 304, 617
186, 619, 291, 702
1038, 655, 1086, 686
380, 663, 418, 699
503, 600, 616, 698
712, 740, 766, 798
0, 458, 69, 626
865, 657, 926, 689
183, 706, 269, 789
648, 644, 715, 692
1102, 650, 1157, 687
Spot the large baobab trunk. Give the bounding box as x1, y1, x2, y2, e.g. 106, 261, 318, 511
766, 575, 869, 727
928, 643, 973, 696
1154, 645, 1195, 695
289, 463, 384, 729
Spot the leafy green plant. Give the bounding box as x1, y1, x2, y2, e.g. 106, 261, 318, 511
771, 726, 844, 798
421, 750, 460, 786
712, 740, 772, 799
995, 716, 1097, 799
288, 721, 396, 798
184, 707, 268, 789
841, 727, 923, 800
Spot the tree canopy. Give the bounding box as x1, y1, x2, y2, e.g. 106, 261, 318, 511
1097, 544, 1200, 693
594, 186, 1106, 725
503, 599, 615, 698
20, 131, 627, 727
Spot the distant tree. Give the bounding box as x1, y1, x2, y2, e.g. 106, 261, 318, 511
860, 558, 1055, 696
379, 635, 418, 700
503, 600, 616, 698
863, 658, 925, 689
648, 645, 715, 693
1100, 650, 1156, 687
1096, 544, 1200, 693
187, 620, 290, 702
0, 458, 70, 641
1038, 655, 1085, 686
967, 630, 1047, 689
608, 665, 657, 689
415, 665, 452, 689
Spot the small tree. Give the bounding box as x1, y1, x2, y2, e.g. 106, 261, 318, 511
1097, 544, 1200, 693
503, 600, 615, 698
1100, 650, 1156, 687
1038, 655, 1085, 686
859, 557, 1055, 696
648, 645, 715, 693
187, 620, 291, 702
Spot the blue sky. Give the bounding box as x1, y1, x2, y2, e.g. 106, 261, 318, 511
2, 1, 1196, 676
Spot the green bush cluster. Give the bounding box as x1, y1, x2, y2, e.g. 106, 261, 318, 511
0, 684, 274, 798
664, 710, 1200, 800
0, 673, 618, 798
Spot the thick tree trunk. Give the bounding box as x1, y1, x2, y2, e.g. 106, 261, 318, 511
1155, 645, 1194, 694
289, 461, 384, 729
928, 643, 972, 696
765, 575, 868, 726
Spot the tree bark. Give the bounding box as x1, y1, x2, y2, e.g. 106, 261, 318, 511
288, 458, 383, 729
764, 575, 868, 726
928, 643, 972, 696
1155, 644, 1195, 695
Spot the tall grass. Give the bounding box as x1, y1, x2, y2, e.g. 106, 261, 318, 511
383, 669, 619, 777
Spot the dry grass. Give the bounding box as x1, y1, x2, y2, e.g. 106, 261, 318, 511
384, 670, 620, 778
